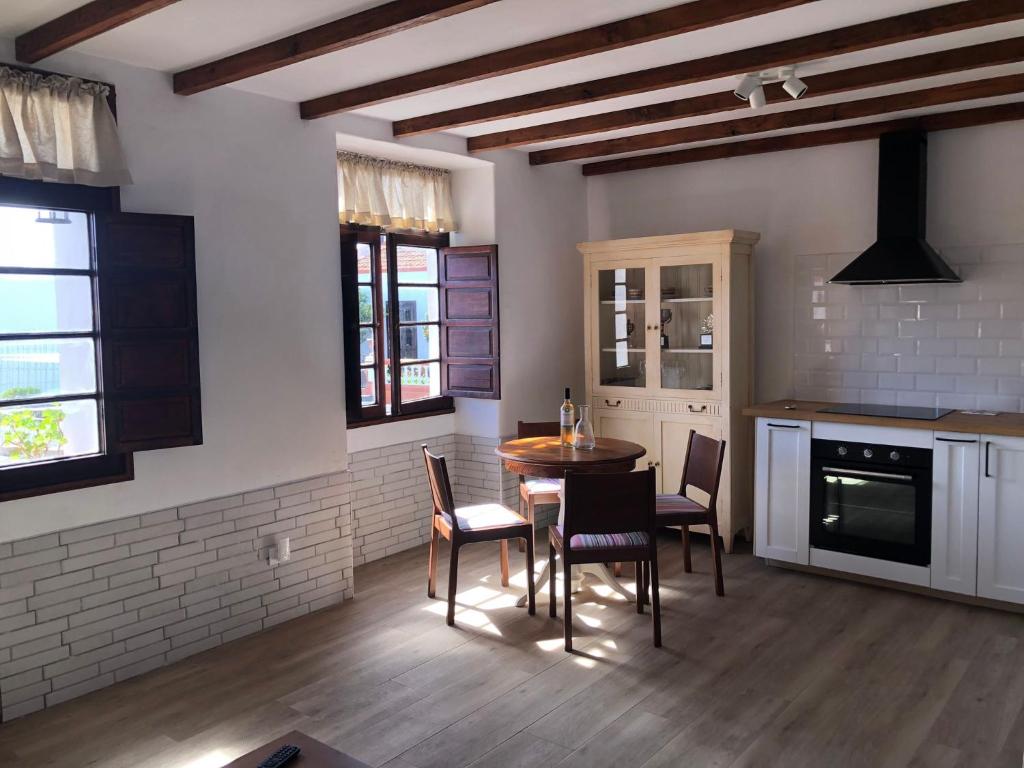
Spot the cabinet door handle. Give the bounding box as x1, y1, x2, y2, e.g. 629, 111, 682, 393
604, 399, 622, 408
767, 423, 800, 429
647, 461, 654, 468
936, 437, 977, 444
985, 441, 992, 478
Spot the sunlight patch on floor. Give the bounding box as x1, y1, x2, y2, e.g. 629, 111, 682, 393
177, 750, 234, 768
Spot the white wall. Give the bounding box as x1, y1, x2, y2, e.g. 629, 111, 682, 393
585, 121, 1024, 406
492, 152, 588, 438
0, 39, 349, 542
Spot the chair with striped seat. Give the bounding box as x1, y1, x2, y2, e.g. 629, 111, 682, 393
422, 445, 536, 626
656, 430, 727, 597
516, 421, 563, 552
548, 467, 661, 652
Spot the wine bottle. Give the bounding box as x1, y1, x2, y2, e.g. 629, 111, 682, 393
560, 387, 575, 447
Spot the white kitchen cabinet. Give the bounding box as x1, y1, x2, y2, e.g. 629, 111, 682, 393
978, 434, 1024, 604
580, 231, 759, 551
754, 417, 810, 564
930, 432, 980, 596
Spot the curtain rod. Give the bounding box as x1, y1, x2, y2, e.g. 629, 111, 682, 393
337, 150, 450, 177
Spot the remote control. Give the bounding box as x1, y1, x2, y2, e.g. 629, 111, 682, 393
257, 744, 301, 768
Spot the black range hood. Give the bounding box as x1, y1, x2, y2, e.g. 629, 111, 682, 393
829, 130, 960, 285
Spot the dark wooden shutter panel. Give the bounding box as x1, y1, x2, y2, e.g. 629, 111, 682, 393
440, 245, 500, 399
97, 212, 202, 453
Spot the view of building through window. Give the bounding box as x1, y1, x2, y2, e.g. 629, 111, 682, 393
357, 236, 442, 413
0, 205, 102, 467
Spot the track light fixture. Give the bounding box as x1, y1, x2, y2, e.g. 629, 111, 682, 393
781, 67, 808, 100
733, 73, 765, 109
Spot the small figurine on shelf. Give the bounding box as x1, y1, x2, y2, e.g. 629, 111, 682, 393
699, 313, 713, 349
660, 308, 672, 349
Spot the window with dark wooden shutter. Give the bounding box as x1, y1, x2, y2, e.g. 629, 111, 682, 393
440, 245, 500, 400
96, 212, 202, 452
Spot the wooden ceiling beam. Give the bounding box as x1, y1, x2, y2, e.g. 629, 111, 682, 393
393, 0, 1024, 137
173, 0, 499, 96
299, 0, 816, 119
15, 0, 181, 63
581, 101, 1024, 176
469, 37, 1024, 152
529, 72, 1024, 164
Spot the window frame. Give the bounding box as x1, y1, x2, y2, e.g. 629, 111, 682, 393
343, 224, 453, 428
0, 177, 132, 502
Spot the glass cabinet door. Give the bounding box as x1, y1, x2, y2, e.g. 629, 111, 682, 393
658, 262, 715, 392
596, 266, 647, 388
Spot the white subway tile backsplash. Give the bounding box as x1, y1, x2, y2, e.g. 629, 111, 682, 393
795, 245, 1024, 413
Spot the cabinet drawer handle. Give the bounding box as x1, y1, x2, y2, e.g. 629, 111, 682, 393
687, 404, 708, 413
605, 399, 622, 408
936, 437, 977, 444
767, 423, 800, 429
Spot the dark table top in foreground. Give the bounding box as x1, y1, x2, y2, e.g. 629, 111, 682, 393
496, 436, 646, 479
224, 731, 371, 768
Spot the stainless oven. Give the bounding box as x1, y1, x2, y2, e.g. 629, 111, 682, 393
810, 438, 932, 567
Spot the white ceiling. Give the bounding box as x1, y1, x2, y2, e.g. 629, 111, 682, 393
1, 0, 1022, 163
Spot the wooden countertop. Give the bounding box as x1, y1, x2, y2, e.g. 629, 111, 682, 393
743, 400, 1024, 438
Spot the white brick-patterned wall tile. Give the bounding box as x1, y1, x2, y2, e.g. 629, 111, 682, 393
0, 470, 352, 722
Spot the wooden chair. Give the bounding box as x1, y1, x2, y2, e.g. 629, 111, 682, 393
548, 467, 661, 652
422, 445, 536, 626
656, 430, 727, 596
516, 421, 563, 552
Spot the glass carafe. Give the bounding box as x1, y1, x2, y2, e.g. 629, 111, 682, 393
573, 404, 596, 450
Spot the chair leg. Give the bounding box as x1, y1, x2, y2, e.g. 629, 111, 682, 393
709, 518, 725, 597
643, 560, 651, 605
681, 525, 692, 573
499, 540, 510, 587
563, 556, 573, 652
446, 543, 460, 627
650, 556, 662, 648
613, 562, 623, 577
548, 540, 557, 619
427, 522, 439, 599
525, 534, 536, 616
635, 561, 644, 614
518, 493, 527, 553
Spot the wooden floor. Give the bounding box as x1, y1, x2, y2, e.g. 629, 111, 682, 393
3, 531, 1024, 768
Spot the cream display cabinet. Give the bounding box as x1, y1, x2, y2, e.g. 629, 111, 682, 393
579, 230, 759, 552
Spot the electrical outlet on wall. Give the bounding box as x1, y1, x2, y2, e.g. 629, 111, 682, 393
267, 536, 290, 566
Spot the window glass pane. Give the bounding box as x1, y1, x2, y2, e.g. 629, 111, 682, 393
384, 361, 392, 415
399, 324, 439, 362
0, 398, 99, 468
357, 285, 373, 323
397, 286, 439, 323
356, 243, 372, 284
0, 206, 90, 270
401, 362, 441, 403
396, 244, 438, 284
360, 367, 377, 407
0, 275, 94, 334
358, 328, 375, 365
0, 339, 97, 401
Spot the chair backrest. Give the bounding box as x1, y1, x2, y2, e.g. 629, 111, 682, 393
517, 420, 561, 439
679, 430, 727, 511
421, 445, 457, 528
563, 467, 657, 544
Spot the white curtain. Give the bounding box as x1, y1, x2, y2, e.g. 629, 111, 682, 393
0, 66, 131, 187
338, 151, 456, 233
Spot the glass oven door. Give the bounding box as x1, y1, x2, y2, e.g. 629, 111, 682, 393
811, 461, 931, 566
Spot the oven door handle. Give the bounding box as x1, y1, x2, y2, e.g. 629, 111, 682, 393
821, 467, 914, 482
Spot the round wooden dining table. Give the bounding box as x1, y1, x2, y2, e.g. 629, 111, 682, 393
495, 436, 647, 607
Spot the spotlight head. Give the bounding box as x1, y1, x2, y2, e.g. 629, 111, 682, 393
747, 84, 766, 109
783, 72, 808, 99
733, 74, 761, 101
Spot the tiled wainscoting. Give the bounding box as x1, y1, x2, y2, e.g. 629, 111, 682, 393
349, 434, 557, 567
0, 472, 352, 721
794, 244, 1024, 410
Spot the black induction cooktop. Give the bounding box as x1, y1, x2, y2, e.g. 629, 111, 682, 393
817, 403, 954, 421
